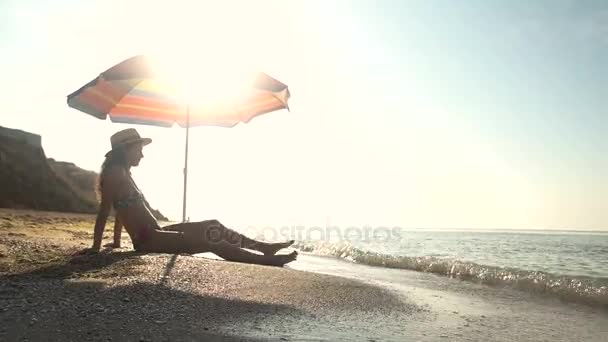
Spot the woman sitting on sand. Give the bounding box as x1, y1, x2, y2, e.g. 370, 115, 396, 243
78, 128, 297, 266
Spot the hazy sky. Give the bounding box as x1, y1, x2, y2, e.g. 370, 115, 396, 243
1, 0, 606, 230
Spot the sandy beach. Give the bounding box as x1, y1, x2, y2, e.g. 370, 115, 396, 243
1, 208, 607, 342
0, 209, 418, 341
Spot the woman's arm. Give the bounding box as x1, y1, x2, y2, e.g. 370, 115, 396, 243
112, 216, 123, 247
91, 166, 123, 251
92, 198, 112, 251
101, 216, 123, 248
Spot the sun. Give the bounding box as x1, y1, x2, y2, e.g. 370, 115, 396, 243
145, 52, 256, 106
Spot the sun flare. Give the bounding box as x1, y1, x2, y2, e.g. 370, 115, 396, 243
146, 53, 256, 105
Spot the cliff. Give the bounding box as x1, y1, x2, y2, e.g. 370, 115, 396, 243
0, 126, 168, 221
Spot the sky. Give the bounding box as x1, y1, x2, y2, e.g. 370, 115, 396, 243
0, 0, 606, 230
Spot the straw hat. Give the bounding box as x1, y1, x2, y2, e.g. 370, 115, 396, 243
105, 128, 152, 157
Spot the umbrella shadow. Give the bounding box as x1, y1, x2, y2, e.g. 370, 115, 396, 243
159, 253, 179, 286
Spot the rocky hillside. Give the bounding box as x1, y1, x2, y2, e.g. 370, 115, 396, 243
0, 126, 168, 221
47, 159, 99, 206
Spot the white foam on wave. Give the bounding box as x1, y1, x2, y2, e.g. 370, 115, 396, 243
294, 241, 608, 307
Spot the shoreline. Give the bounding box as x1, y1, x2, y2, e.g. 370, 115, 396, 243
294, 241, 608, 308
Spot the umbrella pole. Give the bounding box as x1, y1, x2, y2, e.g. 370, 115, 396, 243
182, 104, 190, 222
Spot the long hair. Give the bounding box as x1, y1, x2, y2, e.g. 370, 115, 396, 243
97, 147, 128, 202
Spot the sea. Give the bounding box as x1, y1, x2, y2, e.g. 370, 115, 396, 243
270, 228, 608, 307
189, 225, 608, 340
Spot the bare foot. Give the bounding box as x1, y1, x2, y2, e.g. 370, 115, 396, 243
268, 251, 298, 266
262, 240, 295, 256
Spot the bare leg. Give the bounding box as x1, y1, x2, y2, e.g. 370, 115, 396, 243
164, 220, 295, 255
138, 230, 298, 266
205, 240, 298, 267
224, 228, 294, 256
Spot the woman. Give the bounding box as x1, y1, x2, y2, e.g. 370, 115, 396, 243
79, 128, 297, 267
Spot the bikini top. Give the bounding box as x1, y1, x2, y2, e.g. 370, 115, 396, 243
113, 174, 146, 210
113, 192, 144, 209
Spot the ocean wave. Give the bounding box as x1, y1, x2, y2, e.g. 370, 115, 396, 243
294, 241, 608, 307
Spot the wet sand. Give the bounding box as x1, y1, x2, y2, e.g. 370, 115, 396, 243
0, 209, 418, 341
292, 253, 608, 341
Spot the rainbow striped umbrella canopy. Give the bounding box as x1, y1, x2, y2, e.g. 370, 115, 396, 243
67, 55, 291, 221
67, 55, 290, 128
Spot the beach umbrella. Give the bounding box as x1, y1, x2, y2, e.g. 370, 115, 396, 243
67, 55, 291, 222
